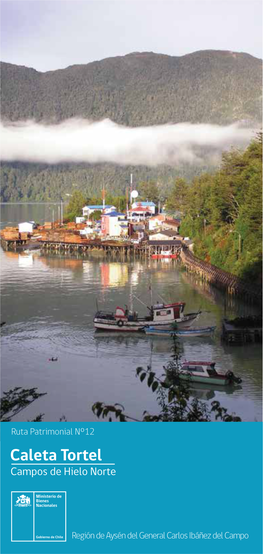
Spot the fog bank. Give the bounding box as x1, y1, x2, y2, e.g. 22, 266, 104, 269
1, 119, 256, 166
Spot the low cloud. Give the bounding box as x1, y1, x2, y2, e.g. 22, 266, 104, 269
1, 118, 256, 166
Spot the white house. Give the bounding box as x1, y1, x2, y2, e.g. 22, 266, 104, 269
128, 202, 157, 222
161, 219, 181, 233
131, 201, 156, 215
18, 221, 35, 234
148, 214, 166, 231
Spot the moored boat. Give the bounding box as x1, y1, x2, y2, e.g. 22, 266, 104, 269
143, 325, 216, 337
94, 302, 201, 332
173, 361, 242, 386
151, 250, 178, 259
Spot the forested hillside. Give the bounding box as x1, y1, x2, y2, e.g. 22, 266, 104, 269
167, 134, 262, 282
1, 50, 262, 201
1, 50, 262, 125
0, 162, 212, 202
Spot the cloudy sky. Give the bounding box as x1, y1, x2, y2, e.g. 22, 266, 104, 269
1, 0, 262, 72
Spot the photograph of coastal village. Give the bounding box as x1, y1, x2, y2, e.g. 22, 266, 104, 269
0, 0, 262, 422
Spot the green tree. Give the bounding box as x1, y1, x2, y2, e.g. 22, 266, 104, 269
174, 135, 262, 282
138, 180, 159, 204
0, 387, 46, 422
64, 190, 86, 221
89, 210, 102, 221
166, 177, 189, 215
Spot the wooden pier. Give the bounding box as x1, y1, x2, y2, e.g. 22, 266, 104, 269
222, 318, 262, 345
40, 239, 150, 258
0, 237, 182, 259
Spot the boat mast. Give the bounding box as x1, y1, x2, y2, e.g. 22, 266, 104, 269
132, 294, 151, 311
149, 283, 153, 307
129, 278, 133, 313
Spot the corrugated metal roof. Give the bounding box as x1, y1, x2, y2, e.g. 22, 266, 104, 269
150, 230, 178, 237
164, 218, 181, 226
83, 205, 115, 210
148, 240, 181, 246
103, 211, 126, 217
129, 206, 150, 212
133, 201, 156, 207
149, 214, 166, 220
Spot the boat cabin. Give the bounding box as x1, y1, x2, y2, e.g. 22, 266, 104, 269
152, 302, 185, 322
181, 362, 218, 377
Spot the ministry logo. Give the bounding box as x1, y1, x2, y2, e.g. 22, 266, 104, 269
15, 494, 31, 507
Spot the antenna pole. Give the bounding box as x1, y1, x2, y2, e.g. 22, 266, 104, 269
130, 173, 133, 204
102, 186, 106, 211
126, 186, 129, 217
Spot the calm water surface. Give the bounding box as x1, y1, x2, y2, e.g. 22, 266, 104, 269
1, 204, 262, 422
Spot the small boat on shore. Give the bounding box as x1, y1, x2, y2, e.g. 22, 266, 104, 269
143, 325, 216, 337
173, 361, 242, 386
94, 301, 201, 332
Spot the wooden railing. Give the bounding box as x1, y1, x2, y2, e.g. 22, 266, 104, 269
180, 246, 262, 303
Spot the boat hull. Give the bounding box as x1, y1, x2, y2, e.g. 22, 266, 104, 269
94, 321, 144, 331
178, 373, 229, 386
144, 326, 216, 337
94, 314, 199, 332
151, 254, 178, 259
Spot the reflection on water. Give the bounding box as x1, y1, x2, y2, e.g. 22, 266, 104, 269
100, 263, 129, 288
186, 382, 243, 402
0, 203, 262, 422
18, 254, 34, 267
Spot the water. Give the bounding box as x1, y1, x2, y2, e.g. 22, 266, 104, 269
0, 204, 262, 422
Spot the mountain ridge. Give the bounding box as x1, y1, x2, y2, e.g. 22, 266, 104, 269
1, 49, 262, 74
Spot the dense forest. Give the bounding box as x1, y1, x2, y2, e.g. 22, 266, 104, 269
0, 161, 212, 203
1, 50, 262, 202
166, 134, 262, 283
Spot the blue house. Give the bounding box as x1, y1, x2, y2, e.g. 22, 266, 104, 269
82, 205, 116, 217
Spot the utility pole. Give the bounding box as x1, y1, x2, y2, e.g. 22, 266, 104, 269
126, 186, 129, 217
102, 185, 106, 212
130, 173, 133, 204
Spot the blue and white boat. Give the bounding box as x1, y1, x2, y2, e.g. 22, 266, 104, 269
143, 325, 216, 337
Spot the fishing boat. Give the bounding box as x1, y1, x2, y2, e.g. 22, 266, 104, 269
143, 325, 216, 337
94, 301, 201, 332
173, 361, 242, 386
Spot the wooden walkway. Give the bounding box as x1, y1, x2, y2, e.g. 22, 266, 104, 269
180, 247, 262, 304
